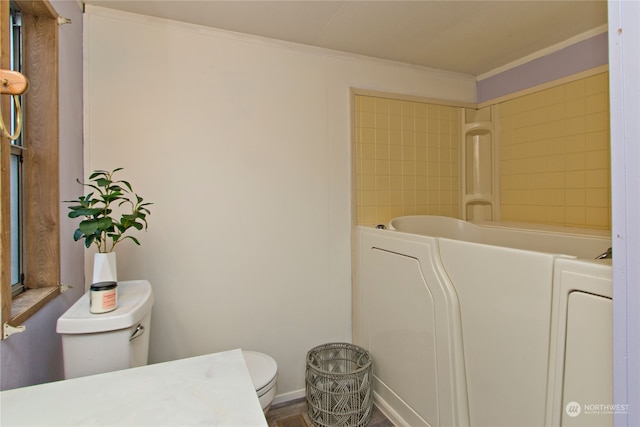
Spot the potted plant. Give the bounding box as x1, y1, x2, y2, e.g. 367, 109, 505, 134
66, 168, 152, 284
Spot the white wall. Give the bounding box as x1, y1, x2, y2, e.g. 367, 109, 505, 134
609, 0, 640, 424
83, 6, 476, 399
0, 0, 85, 390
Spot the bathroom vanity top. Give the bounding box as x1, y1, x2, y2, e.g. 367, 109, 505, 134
0, 349, 267, 426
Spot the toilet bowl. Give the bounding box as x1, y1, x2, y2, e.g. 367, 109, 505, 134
242, 350, 278, 414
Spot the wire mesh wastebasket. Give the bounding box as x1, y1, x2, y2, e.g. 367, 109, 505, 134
305, 343, 373, 427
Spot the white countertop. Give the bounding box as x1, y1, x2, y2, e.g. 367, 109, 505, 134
0, 349, 267, 427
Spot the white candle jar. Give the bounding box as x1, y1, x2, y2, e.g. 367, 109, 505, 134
90, 281, 118, 314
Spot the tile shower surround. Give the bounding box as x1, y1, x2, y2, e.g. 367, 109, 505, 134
355, 96, 460, 226
499, 72, 610, 229
355, 72, 611, 230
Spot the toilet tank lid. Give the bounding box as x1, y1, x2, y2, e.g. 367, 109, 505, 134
56, 280, 154, 334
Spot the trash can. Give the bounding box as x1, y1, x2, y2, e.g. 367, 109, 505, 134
305, 343, 373, 427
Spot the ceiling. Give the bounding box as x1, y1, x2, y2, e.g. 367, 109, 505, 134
82, 0, 608, 76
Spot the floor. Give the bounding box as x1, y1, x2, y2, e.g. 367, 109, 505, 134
266, 397, 395, 427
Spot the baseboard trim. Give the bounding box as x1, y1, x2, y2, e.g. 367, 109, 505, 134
272, 389, 306, 407
272, 388, 407, 426
373, 391, 411, 427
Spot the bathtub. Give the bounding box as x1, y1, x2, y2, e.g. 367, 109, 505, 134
353, 215, 613, 427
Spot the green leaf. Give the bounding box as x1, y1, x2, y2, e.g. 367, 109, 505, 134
123, 236, 141, 246
89, 170, 108, 180
68, 207, 104, 218
79, 217, 113, 235
84, 234, 95, 248
79, 219, 100, 236
120, 180, 133, 192
95, 178, 112, 187
97, 216, 113, 228
102, 192, 124, 203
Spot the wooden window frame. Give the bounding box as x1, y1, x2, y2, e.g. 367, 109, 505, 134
1, 0, 60, 339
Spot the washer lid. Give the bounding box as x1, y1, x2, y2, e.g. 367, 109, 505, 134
242, 351, 277, 391
56, 280, 154, 334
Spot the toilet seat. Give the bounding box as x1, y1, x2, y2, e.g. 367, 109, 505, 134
242, 351, 278, 413
242, 351, 277, 394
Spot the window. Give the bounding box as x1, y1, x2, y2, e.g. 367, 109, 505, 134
9, 4, 25, 298
1, 0, 60, 338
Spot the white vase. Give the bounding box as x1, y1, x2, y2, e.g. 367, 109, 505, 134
93, 252, 118, 284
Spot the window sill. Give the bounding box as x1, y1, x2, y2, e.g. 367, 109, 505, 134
10, 286, 60, 326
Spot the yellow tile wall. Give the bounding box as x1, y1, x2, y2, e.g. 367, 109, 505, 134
499, 72, 611, 230
355, 95, 459, 225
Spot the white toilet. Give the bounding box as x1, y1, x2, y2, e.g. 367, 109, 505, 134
57, 280, 278, 413
242, 350, 278, 414
56, 280, 154, 379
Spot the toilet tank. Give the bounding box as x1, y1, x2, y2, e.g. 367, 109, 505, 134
56, 280, 154, 379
